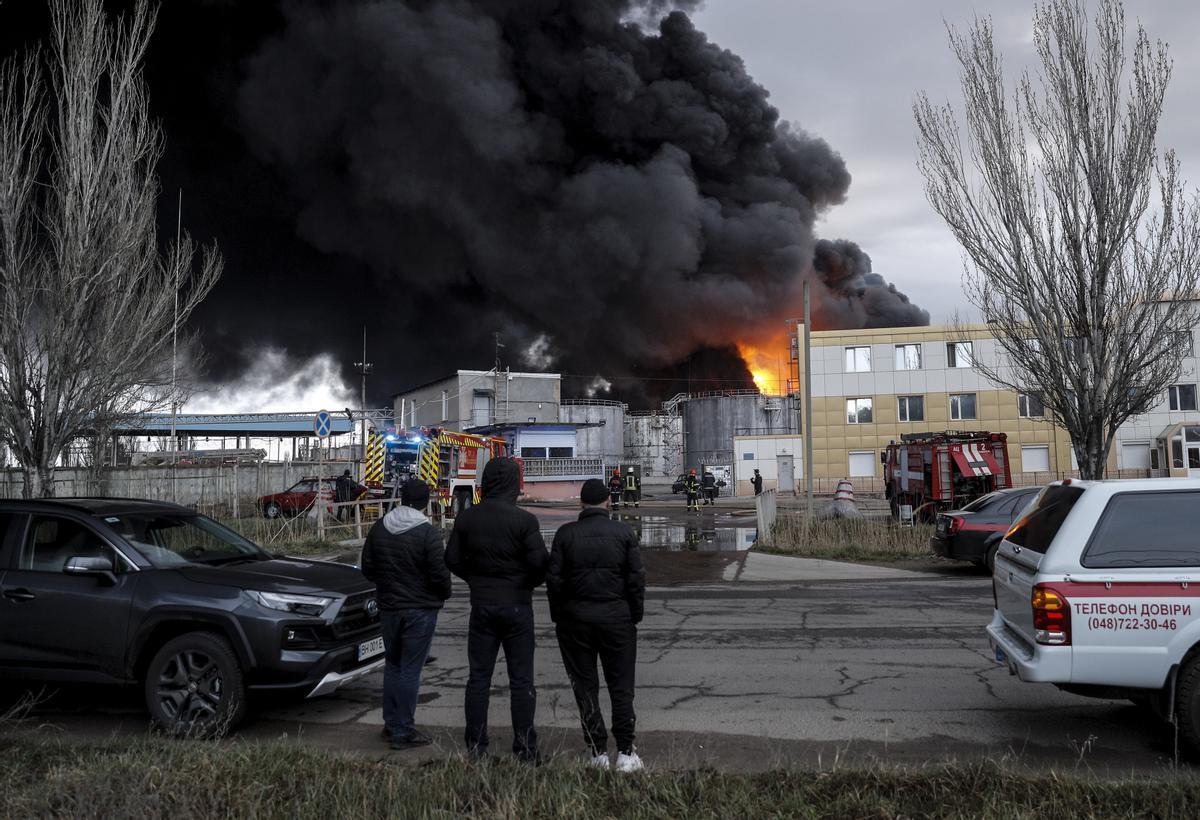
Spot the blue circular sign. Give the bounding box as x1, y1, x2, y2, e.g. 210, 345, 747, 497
314, 410, 333, 438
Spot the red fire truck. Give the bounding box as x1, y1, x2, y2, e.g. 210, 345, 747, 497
369, 427, 516, 518
882, 431, 1012, 522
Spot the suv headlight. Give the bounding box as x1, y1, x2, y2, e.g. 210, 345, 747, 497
249, 590, 334, 617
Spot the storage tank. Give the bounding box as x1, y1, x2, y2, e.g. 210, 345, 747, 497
624, 412, 683, 477
560, 400, 626, 469
682, 391, 799, 472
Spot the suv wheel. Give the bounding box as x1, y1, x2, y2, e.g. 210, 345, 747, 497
1175, 656, 1200, 756
144, 633, 246, 737
263, 502, 282, 519
984, 538, 1001, 575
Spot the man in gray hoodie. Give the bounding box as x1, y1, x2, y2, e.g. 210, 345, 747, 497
361, 479, 451, 748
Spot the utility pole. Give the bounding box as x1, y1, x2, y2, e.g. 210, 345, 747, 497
354, 326, 373, 479
170, 189, 181, 502
803, 281, 814, 521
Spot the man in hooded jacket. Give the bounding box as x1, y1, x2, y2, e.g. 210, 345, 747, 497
360, 479, 450, 749
445, 457, 548, 762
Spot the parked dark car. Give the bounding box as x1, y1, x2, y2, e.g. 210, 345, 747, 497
0, 498, 382, 735
672, 474, 686, 494
930, 486, 1041, 572
258, 476, 367, 518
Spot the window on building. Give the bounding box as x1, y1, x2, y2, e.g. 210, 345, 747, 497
894, 344, 922, 371
441, 390, 449, 421
846, 397, 873, 424
1018, 392, 1045, 418
1175, 331, 1195, 357
897, 395, 925, 422
1169, 384, 1198, 411
950, 393, 977, 420
548, 447, 574, 458
947, 341, 973, 368
520, 447, 547, 459
845, 346, 871, 373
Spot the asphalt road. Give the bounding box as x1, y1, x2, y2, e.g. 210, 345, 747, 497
12, 571, 1183, 773
3, 504, 1186, 772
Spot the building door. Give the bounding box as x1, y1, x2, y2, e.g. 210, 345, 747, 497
777, 455, 794, 495
1188, 443, 1200, 479
471, 391, 492, 427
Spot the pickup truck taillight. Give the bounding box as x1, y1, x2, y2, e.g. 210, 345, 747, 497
1032, 584, 1070, 646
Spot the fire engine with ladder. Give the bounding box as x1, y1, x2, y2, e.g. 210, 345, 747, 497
882, 431, 1012, 522
363, 426, 515, 519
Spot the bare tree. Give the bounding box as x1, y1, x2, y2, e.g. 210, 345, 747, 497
0, 0, 221, 497
914, 0, 1200, 479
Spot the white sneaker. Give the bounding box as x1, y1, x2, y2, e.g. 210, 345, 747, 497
589, 752, 610, 769
615, 751, 644, 772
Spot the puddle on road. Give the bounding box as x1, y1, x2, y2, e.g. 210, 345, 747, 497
535, 510, 757, 552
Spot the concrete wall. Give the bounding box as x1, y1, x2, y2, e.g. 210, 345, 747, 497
624, 413, 683, 477
0, 462, 341, 517
561, 401, 625, 467
682, 395, 800, 473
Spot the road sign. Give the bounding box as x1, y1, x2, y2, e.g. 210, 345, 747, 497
314, 410, 333, 439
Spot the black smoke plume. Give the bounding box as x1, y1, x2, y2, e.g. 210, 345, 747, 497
813, 239, 930, 328
234, 0, 925, 399
1, 1, 932, 408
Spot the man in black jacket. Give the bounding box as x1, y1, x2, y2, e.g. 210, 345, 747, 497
547, 478, 646, 772
361, 479, 451, 749
445, 457, 547, 762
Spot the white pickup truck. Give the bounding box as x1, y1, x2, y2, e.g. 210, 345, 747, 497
987, 478, 1200, 753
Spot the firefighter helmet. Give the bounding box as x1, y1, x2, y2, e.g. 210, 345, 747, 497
689, 468, 697, 475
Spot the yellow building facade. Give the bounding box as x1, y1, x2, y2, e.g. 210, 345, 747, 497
792, 323, 1114, 489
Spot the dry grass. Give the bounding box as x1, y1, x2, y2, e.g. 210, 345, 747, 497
764, 514, 934, 561
0, 735, 1197, 819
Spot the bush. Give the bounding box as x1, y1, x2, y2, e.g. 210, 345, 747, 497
765, 514, 934, 561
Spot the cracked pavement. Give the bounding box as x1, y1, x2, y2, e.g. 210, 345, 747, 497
8, 504, 1185, 771
239, 574, 1182, 770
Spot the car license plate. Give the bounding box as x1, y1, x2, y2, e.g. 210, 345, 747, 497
357, 637, 385, 662
994, 646, 1007, 664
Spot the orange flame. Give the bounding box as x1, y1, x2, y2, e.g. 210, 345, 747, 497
737, 339, 788, 396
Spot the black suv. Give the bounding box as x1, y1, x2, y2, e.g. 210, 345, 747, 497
0, 498, 382, 735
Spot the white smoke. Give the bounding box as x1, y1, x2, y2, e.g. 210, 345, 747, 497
584, 376, 612, 398
184, 348, 356, 414
522, 334, 555, 370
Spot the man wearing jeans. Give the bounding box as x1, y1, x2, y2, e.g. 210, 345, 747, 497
361, 479, 451, 748
547, 479, 646, 771
445, 457, 548, 763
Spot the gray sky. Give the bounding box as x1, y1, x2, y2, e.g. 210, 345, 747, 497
692, 0, 1200, 325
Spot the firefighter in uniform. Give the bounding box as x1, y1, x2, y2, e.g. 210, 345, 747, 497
608, 469, 624, 509
700, 470, 717, 505
623, 467, 640, 509
683, 468, 701, 512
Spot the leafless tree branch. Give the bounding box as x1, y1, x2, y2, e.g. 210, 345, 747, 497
0, 0, 222, 497
914, 0, 1200, 479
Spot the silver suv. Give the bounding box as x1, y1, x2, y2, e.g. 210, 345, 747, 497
988, 478, 1200, 753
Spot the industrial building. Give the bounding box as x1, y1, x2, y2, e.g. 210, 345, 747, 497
393, 370, 560, 431
790, 320, 1200, 486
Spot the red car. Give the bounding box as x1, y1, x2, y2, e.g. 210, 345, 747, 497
258, 476, 367, 518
